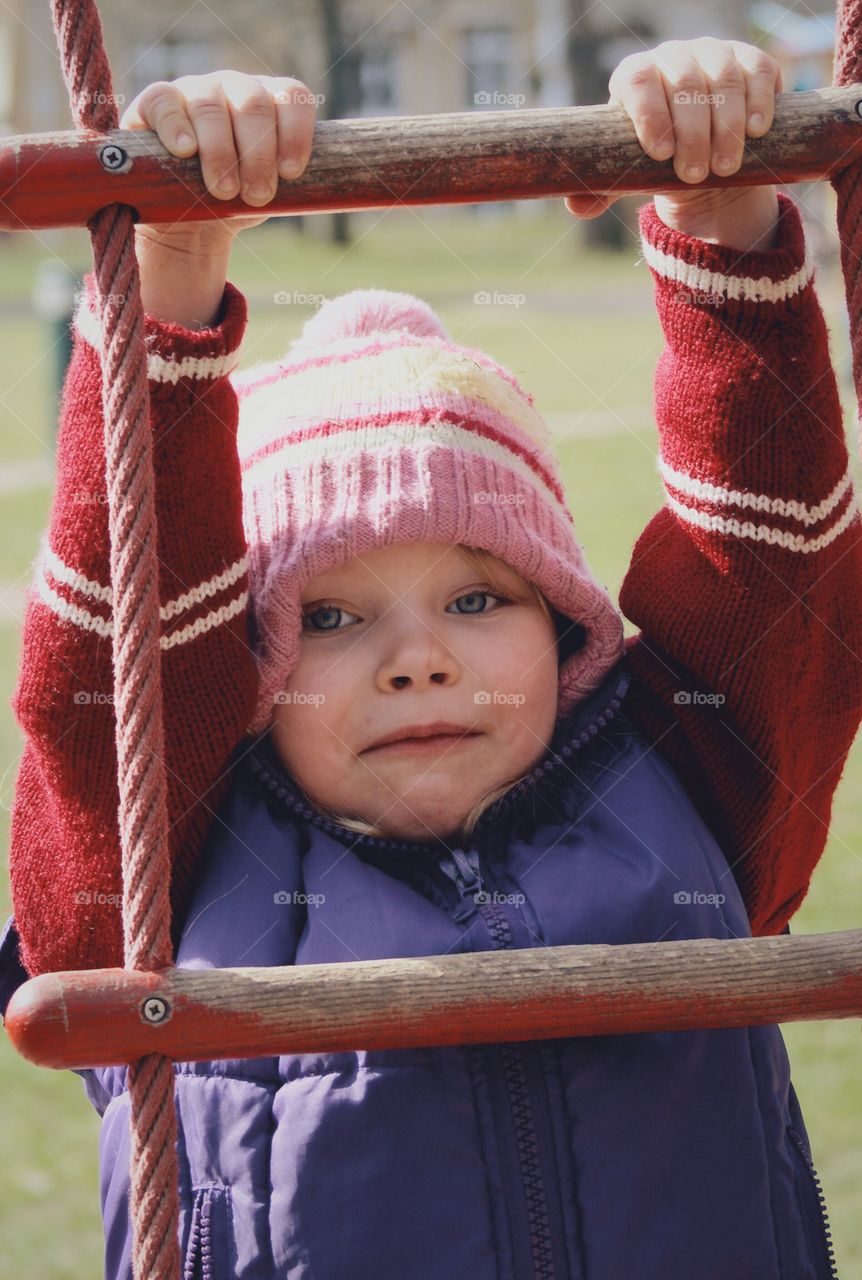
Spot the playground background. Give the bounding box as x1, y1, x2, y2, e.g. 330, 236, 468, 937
0, 196, 860, 1277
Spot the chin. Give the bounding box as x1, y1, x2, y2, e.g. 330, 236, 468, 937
372, 803, 464, 845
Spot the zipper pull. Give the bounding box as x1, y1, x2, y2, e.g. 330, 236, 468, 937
438, 847, 486, 922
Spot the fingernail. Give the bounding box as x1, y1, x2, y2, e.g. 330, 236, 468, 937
748, 111, 764, 132
247, 182, 273, 201
652, 139, 674, 160
175, 131, 195, 150
683, 163, 706, 182
216, 175, 237, 195
715, 154, 736, 171
279, 157, 305, 180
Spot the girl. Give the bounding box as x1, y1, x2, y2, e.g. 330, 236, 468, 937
3, 36, 862, 1280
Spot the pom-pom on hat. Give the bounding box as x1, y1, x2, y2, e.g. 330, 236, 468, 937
233, 288, 624, 736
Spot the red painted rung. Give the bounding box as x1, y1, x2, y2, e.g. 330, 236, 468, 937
5, 928, 862, 1070
2, 87, 862, 231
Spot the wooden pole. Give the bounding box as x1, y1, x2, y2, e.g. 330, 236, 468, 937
6, 928, 862, 1070
2, 86, 862, 231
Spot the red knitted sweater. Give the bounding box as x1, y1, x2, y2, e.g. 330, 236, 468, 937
8, 193, 862, 977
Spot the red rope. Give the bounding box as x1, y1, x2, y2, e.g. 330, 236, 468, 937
834, 0, 862, 413
48, 2, 180, 1276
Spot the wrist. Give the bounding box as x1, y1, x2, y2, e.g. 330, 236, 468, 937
653, 187, 780, 253
135, 226, 234, 329
135, 221, 236, 255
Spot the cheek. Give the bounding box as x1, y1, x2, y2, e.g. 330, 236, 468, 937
274, 648, 352, 761
270, 694, 349, 805
504, 618, 560, 725
483, 617, 558, 688
284, 640, 352, 705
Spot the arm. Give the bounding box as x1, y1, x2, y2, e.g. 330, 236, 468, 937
620, 191, 862, 936
8, 238, 259, 978
6, 70, 320, 979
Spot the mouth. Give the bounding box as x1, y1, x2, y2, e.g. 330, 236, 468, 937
364, 731, 482, 755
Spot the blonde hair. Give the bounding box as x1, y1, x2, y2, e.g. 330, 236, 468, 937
300, 544, 583, 842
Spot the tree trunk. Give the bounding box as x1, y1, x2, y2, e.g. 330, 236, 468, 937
566, 4, 655, 250
319, 0, 355, 245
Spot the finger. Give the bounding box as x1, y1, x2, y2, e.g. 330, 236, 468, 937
658, 47, 712, 183
608, 55, 675, 161
564, 193, 616, 219
183, 84, 241, 199
219, 72, 279, 205
259, 76, 318, 179
729, 42, 784, 135
682, 40, 747, 175
120, 82, 198, 157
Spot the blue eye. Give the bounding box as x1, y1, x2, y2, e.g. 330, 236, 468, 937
301, 590, 507, 634
301, 604, 360, 633
447, 591, 504, 615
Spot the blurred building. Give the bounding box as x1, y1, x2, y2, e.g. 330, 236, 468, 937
0, 0, 843, 249
749, 1, 839, 260
750, 0, 836, 87
2, 0, 837, 132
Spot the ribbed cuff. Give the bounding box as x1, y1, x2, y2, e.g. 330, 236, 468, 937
637, 192, 814, 308
74, 271, 248, 385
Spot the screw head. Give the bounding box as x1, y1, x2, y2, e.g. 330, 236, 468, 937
141, 995, 171, 1024
99, 143, 128, 172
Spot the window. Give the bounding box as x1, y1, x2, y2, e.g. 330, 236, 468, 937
358, 46, 397, 115
127, 35, 216, 101
464, 28, 516, 109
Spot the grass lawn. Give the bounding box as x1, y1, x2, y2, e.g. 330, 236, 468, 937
0, 198, 860, 1276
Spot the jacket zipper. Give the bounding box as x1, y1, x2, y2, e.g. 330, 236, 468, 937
438, 847, 566, 1280
184, 1187, 213, 1280
788, 1127, 839, 1279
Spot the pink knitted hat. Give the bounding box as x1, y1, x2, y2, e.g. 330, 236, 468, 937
233, 289, 624, 737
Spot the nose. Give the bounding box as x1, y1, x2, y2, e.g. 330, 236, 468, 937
375, 619, 460, 692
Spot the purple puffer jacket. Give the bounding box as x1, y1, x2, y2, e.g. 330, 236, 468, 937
0, 660, 839, 1279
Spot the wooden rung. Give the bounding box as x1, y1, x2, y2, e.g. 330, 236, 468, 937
2, 86, 862, 232
5, 928, 862, 1070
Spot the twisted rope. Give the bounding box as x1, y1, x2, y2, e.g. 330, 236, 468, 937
834, 0, 862, 416
49, 2, 180, 1276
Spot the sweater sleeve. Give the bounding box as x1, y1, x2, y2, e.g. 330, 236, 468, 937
619, 191, 862, 937
8, 271, 259, 978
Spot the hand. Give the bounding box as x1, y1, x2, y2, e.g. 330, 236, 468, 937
119, 71, 319, 245
565, 38, 783, 233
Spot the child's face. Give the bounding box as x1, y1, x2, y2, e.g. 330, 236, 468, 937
270, 541, 560, 844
